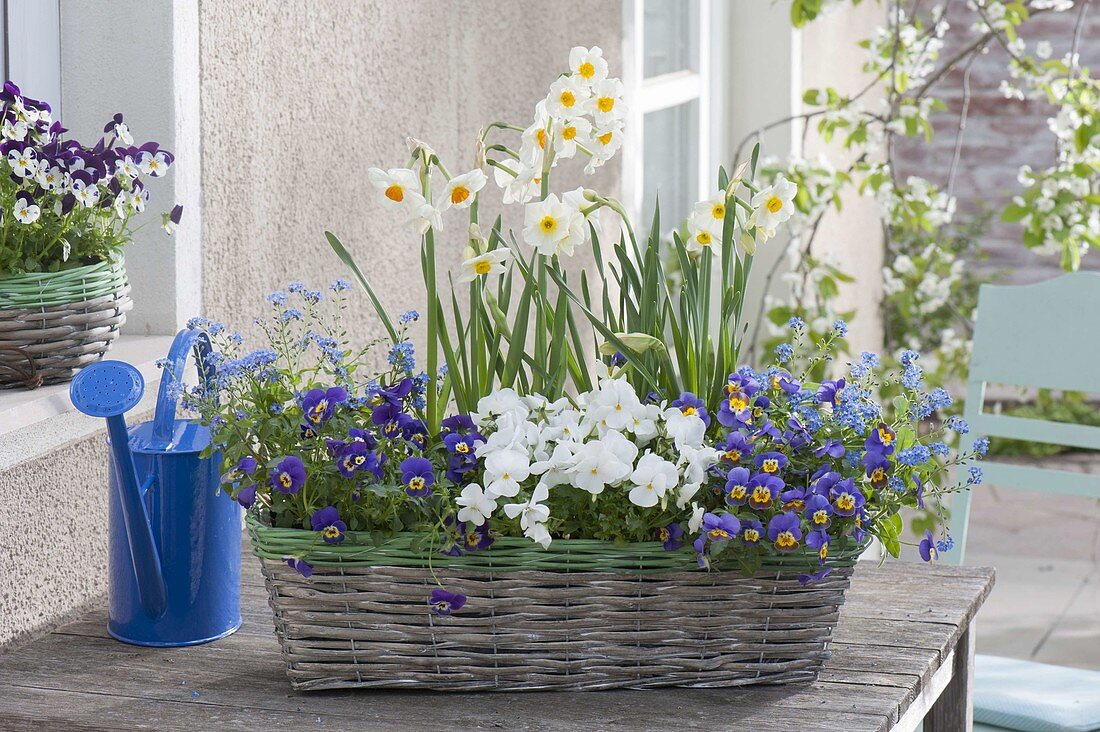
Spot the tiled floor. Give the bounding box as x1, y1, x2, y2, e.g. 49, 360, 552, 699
965, 453, 1100, 670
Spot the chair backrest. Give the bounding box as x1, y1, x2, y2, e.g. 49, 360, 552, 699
947, 272, 1100, 564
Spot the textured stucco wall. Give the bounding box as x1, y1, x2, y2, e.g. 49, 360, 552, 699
199, 0, 622, 358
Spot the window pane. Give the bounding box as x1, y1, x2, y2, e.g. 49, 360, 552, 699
643, 0, 699, 78
641, 100, 699, 231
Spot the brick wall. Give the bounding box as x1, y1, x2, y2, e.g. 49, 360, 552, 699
893, 2, 1099, 283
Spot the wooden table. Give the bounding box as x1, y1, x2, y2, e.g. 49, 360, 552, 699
0, 547, 993, 732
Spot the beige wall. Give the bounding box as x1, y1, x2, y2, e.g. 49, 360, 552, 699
199, 0, 622, 361
800, 2, 888, 355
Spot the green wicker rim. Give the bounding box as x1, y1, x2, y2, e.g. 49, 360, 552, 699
0, 257, 127, 310
247, 513, 868, 574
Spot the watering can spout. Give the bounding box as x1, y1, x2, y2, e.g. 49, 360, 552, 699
70, 361, 168, 620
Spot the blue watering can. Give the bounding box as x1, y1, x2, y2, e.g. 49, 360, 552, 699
70, 328, 241, 647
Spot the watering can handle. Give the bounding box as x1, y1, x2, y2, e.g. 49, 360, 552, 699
152, 328, 215, 447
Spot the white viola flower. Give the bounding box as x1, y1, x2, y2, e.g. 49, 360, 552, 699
662, 406, 706, 450
584, 123, 624, 174
541, 408, 588, 445
554, 116, 593, 160
629, 403, 661, 445
693, 194, 728, 236
750, 176, 798, 235
495, 159, 541, 205
568, 437, 633, 495
112, 119, 134, 145
587, 78, 627, 126
546, 75, 591, 119
7, 148, 36, 178
35, 164, 62, 191
116, 155, 140, 180
457, 247, 510, 283
687, 502, 706, 534
137, 149, 173, 177
503, 483, 551, 530
686, 213, 720, 255
455, 483, 497, 527
437, 169, 487, 212
473, 387, 530, 426
404, 199, 443, 235
73, 184, 100, 209
128, 189, 148, 214
367, 167, 423, 212
523, 193, 585, 258
484, 449, 531, 499
569, 46, 609, 87
675, 445, 720, 508
628, 452, 679, 508
530, 443, 577, 489
525, 521, 553, 549
12, 193, 40, 225
591, 378, 644, 431
2, 118, 28, 141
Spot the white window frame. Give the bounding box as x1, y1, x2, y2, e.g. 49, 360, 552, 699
622, 0, 723, 227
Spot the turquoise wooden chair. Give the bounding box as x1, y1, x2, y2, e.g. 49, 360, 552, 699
946, 272, 1100, 732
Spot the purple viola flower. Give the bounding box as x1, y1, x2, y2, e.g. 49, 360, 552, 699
780, 486, 807, 512
806, 528, 831, 564
301, 386, 348, 427
767, 512, 803, 553
441, 413, 476, 433
755, 451, 788, 475
310, 506, 347, 544
798, 568, 832, 586
221, 455, 258, 484
804, 494, 834, 530
658, 522, 685, 551
428, 588, 467, 616
769, 370, 801, 394
236, 485, 257, 509
717, 431, 753, 465
919, 530, 939, 563
753, 418, 782, 441
462, 523, 493, 552
814, 439, 846, 459
370, 402, 405, 439
829, 479, 866, 517
336, 441, 377, 479
693, 534, 709, 568
866, 422, 897, 455
701, 512, 741, 542
270, 456, 306, 494
717, 373, 760, 427
748, 473, 784, 510
724, 467, 751, 506
862, 450, 892, 489
283, 557, 313, 578
739, 519, 764, 546
817, 378, 845, 407
402, 416, 429, 451
810, 470, 841, 496
400, 456, 435, 498
672, 392, 710, 428
369, 377, 414, 408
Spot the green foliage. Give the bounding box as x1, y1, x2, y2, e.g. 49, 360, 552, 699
987, 390, 1100, 457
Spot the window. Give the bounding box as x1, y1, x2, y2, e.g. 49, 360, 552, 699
1, 0, 62, 116
623, 0, 722, 231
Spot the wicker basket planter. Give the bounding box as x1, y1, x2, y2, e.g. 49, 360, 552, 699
249, 515, 864, 692
0, 259, 132, 388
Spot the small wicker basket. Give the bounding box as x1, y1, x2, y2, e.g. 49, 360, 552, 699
0, 259, 132, 389
249, 515, 863, 692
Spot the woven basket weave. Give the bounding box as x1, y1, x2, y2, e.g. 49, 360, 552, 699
0, 259, 132, 388
249, 516, 862, 692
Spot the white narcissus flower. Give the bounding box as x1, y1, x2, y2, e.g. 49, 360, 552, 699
587, 78, 626, 126
457, 247, 510, 283
568, 437, 633, 495
686, 214, 719, 255
554, 116, 592, 160
404, 199, 443, 235
456, 483, 497, 527
503, 483, 551, 530
367, 167, 423, 212
569, 46, 609, 87
437, 169, 488, 211
750, 176, 798, 235
521, 101, 553, 162
662, 406, 706, 450
546, 74, 591, 119
483, 448, 531, 499
585, 123, 624, 173
693, 194, 728, 236
628, 452, 679, 508
523, 193, 585, 258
